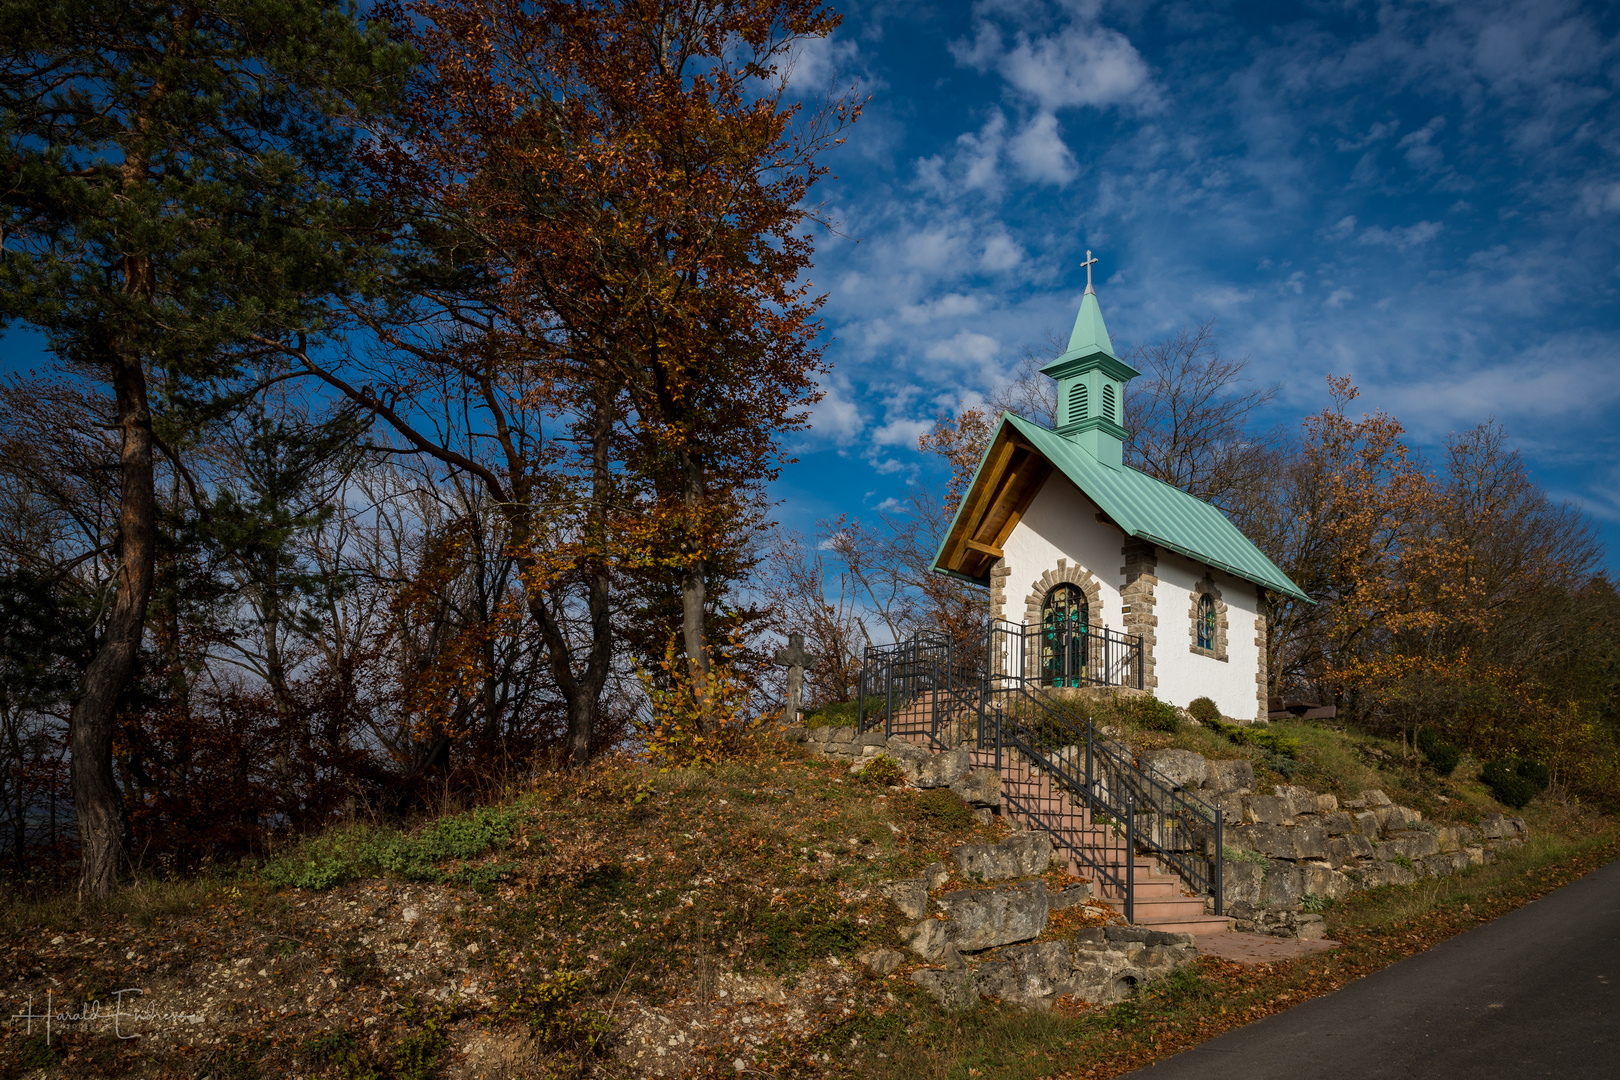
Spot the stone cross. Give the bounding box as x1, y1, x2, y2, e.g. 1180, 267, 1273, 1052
773, 631, 815, 726
1081, 249, 1099, 293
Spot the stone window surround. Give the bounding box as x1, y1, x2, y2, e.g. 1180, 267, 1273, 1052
1188, 572, 1229, 662
1014, 561, 1104, 683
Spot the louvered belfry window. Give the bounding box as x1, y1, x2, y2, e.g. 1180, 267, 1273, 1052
1068, 383, 1089, 425
1102, 383, 1117, 423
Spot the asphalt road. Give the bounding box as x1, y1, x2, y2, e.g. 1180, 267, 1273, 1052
1129, 855, 1620, 1080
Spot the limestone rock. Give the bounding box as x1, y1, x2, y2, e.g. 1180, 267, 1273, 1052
922, 861, 951, 891
780, 725, 809, 744
1361, 789, 1393, 807
911, 967, 976, 1010
1301, 865, 1350, 899
937, 881, 1049, 951
879, 878, 929, 921
904, 919, 949, 961
950, 768, 1001, 808
915, 748, 972, 789
1141, 748, 1207, 791
1222, 861, 1265, 907
1204, 758, 1255, 794
1261, 862, 1304, 908
1001, 831, 1054, 876
1273, 785, 1315, 816
952, 844, 1022, 882
1352, 810, 1381, 836
1046, 883, 1092, 910
857, 947, 906, 976
1243, 796, 1293, 825
1316, 811, 1353, 836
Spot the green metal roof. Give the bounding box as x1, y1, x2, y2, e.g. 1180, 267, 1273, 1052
969, 413, 1310, 602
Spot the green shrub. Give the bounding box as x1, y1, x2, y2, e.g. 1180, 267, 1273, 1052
1424, 742, 1462, 776
856, 755, 907, 787
1415, 726, 1463, 777
1187, 697, 1221, 724
1298, 892, 1334, 914
1481, 758, 1549, 809
505, 971, 613, 1054
1122, 695, 1179, 733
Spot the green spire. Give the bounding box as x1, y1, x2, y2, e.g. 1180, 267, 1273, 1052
1063, 288, 1116, 361
1037, 251, 1140, 470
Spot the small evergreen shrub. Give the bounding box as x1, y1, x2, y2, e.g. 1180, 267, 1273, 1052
1122, 695, 1179, 733
1481, 758, 1550, 809
1415, 727, 1463, 777
1187, 696, 1221, 724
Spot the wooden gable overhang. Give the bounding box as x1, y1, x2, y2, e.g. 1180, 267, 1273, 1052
933, 419, 1052, 584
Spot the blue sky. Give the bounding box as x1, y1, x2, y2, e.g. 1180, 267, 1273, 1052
5, 0, 1618, 572
776, 0, 1620, 570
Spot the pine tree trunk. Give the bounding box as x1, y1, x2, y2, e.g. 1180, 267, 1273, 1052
71, 348, 156, 902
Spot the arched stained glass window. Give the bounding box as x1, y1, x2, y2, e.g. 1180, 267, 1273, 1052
1068, 383, 1089, 425
1197, 593, 1216, 650
1041, 584, 1089, 687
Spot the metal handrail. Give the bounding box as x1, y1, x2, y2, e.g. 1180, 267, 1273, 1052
856, 622, 1223, 922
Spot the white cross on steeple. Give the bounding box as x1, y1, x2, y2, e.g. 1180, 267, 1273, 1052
1081, 249, 1099, 294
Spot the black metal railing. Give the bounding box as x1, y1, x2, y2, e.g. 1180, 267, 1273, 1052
857, 622, 1222, 924
986, 618, 1143, 692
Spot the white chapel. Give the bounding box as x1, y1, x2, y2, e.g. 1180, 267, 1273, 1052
932, 262, 1309, 722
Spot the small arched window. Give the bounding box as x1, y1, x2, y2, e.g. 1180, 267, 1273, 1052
1197, 593, 1216, 650
1102, 383, 1117, 423
1041, 584, 1089, 687
1068, 383, 1089, 425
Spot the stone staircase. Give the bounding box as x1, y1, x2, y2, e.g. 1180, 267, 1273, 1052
882, 691, 1230, 938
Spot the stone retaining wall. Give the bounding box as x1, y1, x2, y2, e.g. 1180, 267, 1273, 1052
1138, 747, 1530, 937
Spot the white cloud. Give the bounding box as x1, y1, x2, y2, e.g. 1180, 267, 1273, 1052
953, 13, 1159, 115
1357, 220, 1443, 250
1397, 115, 1447, 170
1007, 111, 1077, 185
1329, 215, 1358, 240
806, 377, 863, 445
925, 329, 1002, 367
872, 417, 930, 448
1325, 288, 1355, 308
981, 231, 1026, 272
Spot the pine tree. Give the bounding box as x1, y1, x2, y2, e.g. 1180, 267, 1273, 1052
0, 0, 411, 899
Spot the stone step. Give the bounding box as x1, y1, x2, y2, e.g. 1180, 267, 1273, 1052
1105, 894, 1211, 922
1131, 913, 1232, 936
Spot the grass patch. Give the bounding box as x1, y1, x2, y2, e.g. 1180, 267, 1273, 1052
258, 805, 520, 891
803, 696, 885, 728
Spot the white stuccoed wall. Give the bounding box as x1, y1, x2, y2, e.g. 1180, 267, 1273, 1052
999, 474, 1124, 622
1000, 474, 1264, 720
1152, 550, 1262, 720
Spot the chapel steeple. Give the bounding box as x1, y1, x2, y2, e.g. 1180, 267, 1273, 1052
1039, 250, 1140, 469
